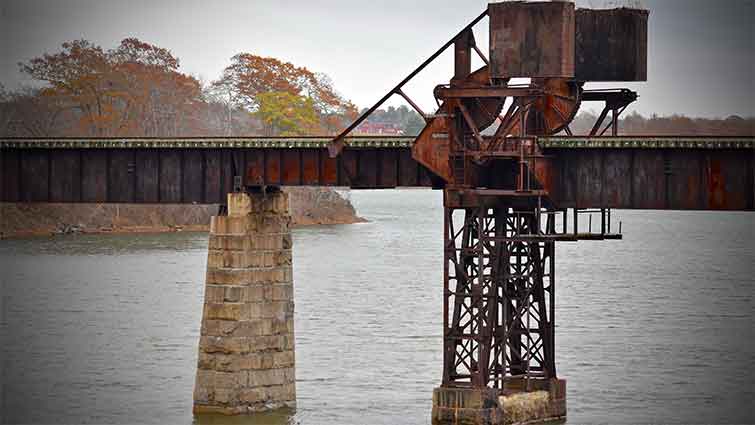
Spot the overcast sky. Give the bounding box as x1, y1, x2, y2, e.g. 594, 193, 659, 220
1, 0, 753, 118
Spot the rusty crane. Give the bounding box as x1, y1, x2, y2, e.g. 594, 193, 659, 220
330, 2, 649, 423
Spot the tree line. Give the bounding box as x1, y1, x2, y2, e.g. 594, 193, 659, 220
568, 111, 753, 136
1, 37, 751, 137
0, 38, 359, 137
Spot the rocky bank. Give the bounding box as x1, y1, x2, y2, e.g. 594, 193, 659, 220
0, 187, 365, 239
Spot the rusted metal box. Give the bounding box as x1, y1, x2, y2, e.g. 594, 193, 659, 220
575, 8, 648, 81
489, 1, 575, 79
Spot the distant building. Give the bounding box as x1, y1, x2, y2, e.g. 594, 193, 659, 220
354, 121, 402, 135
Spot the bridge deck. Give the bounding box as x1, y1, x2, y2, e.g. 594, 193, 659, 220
2, 136, 753, 210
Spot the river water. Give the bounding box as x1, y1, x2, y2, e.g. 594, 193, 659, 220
1, 190, 753, 425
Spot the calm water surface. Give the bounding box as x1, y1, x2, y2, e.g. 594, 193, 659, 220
1, 190, 753, 424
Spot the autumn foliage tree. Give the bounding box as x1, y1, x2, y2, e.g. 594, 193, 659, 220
17, 38, 204, 137
256, 92, 318, 136
213, 53, 357, 135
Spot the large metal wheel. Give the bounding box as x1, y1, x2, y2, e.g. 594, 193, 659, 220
461, 66, 506, 131
507, 78, 581, 136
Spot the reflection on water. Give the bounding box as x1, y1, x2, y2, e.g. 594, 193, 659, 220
1, 190, 753, 424
6, 230, 210, 256
192, 409, 295, 425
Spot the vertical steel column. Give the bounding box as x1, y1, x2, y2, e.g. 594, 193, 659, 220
442, 202, 556, 389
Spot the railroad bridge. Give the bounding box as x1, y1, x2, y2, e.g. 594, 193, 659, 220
3, 2, 755, 424
2, 136, 753, 210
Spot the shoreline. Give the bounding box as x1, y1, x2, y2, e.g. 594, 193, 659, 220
1, 219, 368, 240
0, 188, 366, 240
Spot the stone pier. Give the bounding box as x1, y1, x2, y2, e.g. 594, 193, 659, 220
193, 190, 296, 415
431, 379, 566, 425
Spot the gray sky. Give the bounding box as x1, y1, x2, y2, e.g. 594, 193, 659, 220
1, 0, 753, 118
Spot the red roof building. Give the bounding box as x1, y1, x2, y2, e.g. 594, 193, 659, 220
354, 121, 402, 135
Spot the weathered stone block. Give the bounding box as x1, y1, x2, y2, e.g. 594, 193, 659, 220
257, 268, 286, 284
267, 383, 296, 401
272, 350, 295, 368
249, 301, 290, 319
240, 286, 265, 303
204, 285, 225, 303
194, 370, 214, 402
207, 250, 266, 269
273, 318, 291, 335
227, 192, 253, 216
248, 367, 294, 388
266, 284, 293, 301
263, 234, 284, 250
247, 302, 264, 319
224, 286, 242, 302
284, 334, 295, 350
214, 387, 239, 404
208, 234, 255, 251
201, 319, 241, 337
432, 387, 504, 425
209, 268, 289, 287
210, 215, 256, 235
199, 336, 251, 354
239, 387, 267, 404
227, 191, 289, 216
214, 370, 247, 389
239, 382, 296, 405
500, 391, 550, 424
274, 249, 292, 266
282, 266, 293, 283
249, 335, 288, 352
259, 215, 291, 234
197, 352, 215, 370
203, 303, 251, 321
205, 268, 254, 286
198, 352, 264, 372
232, 320, 272, 337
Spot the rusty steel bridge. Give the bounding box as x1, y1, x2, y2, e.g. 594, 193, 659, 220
2, 136, 753, 210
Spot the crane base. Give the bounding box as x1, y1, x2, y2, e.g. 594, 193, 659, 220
431, 379, 566, 425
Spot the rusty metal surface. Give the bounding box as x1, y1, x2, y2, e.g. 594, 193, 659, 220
546, 147, 755, 210
575, 8, 648, 81
539, 136, 754, 149
3, 136, 753, 150
0, 146, 435, 204
414, 66, 507, 182
489, 1, 575, 79
2, 137, 752, 209
412, 117, 453, 182
441, 200, 557, 387
0, 136, 414, 150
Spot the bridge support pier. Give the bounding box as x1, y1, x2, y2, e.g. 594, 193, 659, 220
193, 189, 296, 415
432, 192, 566, 424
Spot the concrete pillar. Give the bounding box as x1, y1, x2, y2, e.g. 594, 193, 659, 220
193, 191, 296, 415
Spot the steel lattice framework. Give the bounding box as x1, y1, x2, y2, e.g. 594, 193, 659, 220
443, 205, 556, 389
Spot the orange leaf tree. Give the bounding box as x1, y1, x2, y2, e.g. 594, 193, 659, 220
213, 53, 355, 135
19, 38, 204, 136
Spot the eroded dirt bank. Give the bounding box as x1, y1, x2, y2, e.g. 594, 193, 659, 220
0, 187, 365, 238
